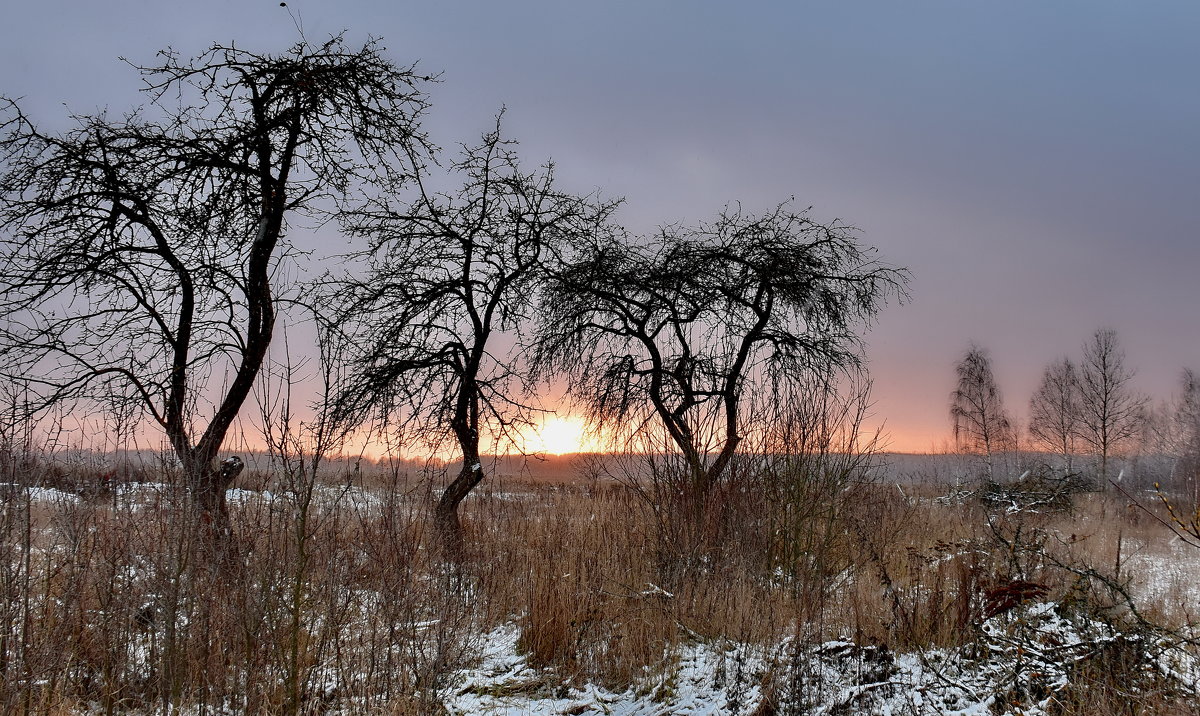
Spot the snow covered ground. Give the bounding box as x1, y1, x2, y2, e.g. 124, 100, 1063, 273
444, 603, 1200, 715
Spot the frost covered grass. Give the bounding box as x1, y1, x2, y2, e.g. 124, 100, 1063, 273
3, 455, 1200, 714
447, 603, 1200, 715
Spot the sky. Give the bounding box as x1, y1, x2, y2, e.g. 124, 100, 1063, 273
2, 1, 1197, 453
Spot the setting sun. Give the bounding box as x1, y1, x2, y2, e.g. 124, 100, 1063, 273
526, 416, 588, 455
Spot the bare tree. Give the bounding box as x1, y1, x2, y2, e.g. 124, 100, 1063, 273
1077, 329, 1146, 482
328, 118, 615, 545
950, 344, 1013, 480
1028, 357, 1080, 475
535, 202, 907, 512
1160, 369, 1200, 500
0, 36, 431, 527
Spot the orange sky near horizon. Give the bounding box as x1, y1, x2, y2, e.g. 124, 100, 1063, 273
37, 388, 952, 461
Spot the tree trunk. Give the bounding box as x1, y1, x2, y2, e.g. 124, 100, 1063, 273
182, 451, 244, 561
435, 447, 484, 556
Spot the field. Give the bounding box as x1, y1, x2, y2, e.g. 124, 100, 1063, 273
3, 452, 1200, 715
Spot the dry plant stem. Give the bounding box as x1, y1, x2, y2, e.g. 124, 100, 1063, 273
1111, 478, 1200, 549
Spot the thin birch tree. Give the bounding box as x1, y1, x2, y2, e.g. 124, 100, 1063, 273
1028, 357, 1081, 475
950, 344, 1013, 480
1077, 329, 1146, 483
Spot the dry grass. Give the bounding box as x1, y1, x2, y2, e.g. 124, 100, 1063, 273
1, 452, 1198, 714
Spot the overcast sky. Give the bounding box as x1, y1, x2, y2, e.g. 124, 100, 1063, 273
3, 1, 1197, 451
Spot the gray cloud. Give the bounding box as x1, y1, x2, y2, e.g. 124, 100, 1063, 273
3, 0, 1196, 449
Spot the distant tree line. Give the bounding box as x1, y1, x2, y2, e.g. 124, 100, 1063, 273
949, 329, 1199, 494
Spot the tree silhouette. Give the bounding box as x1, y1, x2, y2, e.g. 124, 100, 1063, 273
1078, 329, 1146, 482
328, 117, 615, 547
0, 36, 431, 528
1169, 369, 1200, 501
950, 344, 1012, 480
1028, 357, 1081, 476
535, 202, 907, 512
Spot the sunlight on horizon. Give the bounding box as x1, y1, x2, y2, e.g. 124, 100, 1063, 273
521, 415, 593, 455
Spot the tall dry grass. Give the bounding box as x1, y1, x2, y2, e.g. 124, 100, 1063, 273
1, 445, 1198, 714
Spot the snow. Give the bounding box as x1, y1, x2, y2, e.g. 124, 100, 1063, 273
1124, 535, 1200, 615
447, 625, 767, 715
0, 482, 82, 503
443, 602, 1200, 715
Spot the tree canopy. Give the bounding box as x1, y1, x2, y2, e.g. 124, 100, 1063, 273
327, 117, 615, 541
535, 202, 907, 499
0, 35, 431, 519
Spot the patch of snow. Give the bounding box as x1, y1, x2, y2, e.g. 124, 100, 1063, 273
0, 483, 81, 503
447, 625, 766, 715
444, 602, 1200, 715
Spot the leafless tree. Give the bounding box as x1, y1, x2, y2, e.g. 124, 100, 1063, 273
950, 344, 1013, 480
534, 202, 907, 512
1077, 329, 1146, 482
0, 36, 431, 527
328, 117, 615, 545
1159, 369, 1200, 500
1028, 357, 1080, 475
